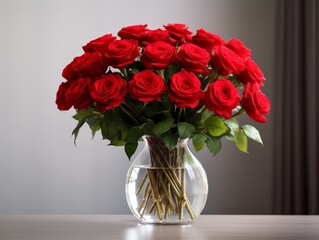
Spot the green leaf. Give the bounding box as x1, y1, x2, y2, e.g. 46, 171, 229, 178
178, 122, 195, 139
206, 137, 222, 156
72, 109, 103, 140
234, 128, 248, 153
199, 109, 213, 124
109, 139, 126, 146
86, 116, 102, 138
242, 125, 263, 145
125, 142, 138, 160
118, 105, 140, 126
225, 118, 239, 131
73, 110, 92, 121
165, 64, 180, 82
101, 109, 129, 144
206, 116, 228, 137
101, 114, 120, 140
73, 109, 101, 121
192, 133, 207, 152
152, 110, 172, 123
151, 117, 174, 136
90, 120, 102, 138
160, 132, 178, 150
126, 127, 144, 143
228, 74, 240, 87
188, 112, 202, 124
71, 120, 85, 145
225, 118, 239, 141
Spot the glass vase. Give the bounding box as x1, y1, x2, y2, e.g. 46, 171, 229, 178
125, 136, 208, 224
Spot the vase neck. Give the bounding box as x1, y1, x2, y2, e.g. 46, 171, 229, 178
143, 136, 189, 168
144, 136, 188, 149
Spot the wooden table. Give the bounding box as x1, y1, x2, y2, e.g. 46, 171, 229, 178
0, 215, 318, 240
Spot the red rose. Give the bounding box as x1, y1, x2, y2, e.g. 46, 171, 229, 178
65, 77, 93, 110
242, 83, 270, 123
203, 79, 241, 119
192, 28, 225, 54
163, 23, 192, 44
211, 45, 245, 76
62, 52, 106, 81
82, 34, 116, 53
141, 41, 177, 69
118, 24, 148, 40
140, 28, 171, 46
239, 58, 265, 86
90, 74, 127, 111
56, 82, 73, 111
168, 70, 203, 108
177, 43, 210, 75
129, 70, 166, 102
226, 38, 251, 60
103, 39, 140, 68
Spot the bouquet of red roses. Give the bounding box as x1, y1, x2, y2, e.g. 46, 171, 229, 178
56, 23, 270, 159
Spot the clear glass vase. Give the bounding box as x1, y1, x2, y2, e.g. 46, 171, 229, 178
125, 136, 208, 224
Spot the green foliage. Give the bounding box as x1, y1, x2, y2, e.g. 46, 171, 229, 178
225, 118, 263, 153
178, 122, 195, 139
160, 132, 179, 150
126, 127, 145, 143
71, 120, 85, 145
71, 104, 264, 159
192, 133, 207, 152
72, 109, 104, 144
125, 142, 138, 160
164, 63, 180, 82
101, 110, 129, 146
234, 128, 248, 153
206, 136, 222, 156
242, 125, 263, 145
151, 117, 174, 136
206, 116, 228, 137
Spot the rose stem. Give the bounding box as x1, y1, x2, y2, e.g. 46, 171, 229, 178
138, 182, 151, 216
147, 169, 163, 220
136, 173, 148, 196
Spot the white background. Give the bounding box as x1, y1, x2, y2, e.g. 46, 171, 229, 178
0, 0, 275, 214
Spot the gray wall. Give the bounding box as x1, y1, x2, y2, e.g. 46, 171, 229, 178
0, 0, 276, 214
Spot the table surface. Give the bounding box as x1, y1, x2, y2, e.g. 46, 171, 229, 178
0, 215, 319, 240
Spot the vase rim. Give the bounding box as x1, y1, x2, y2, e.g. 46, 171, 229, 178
143, 135, 189, 146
